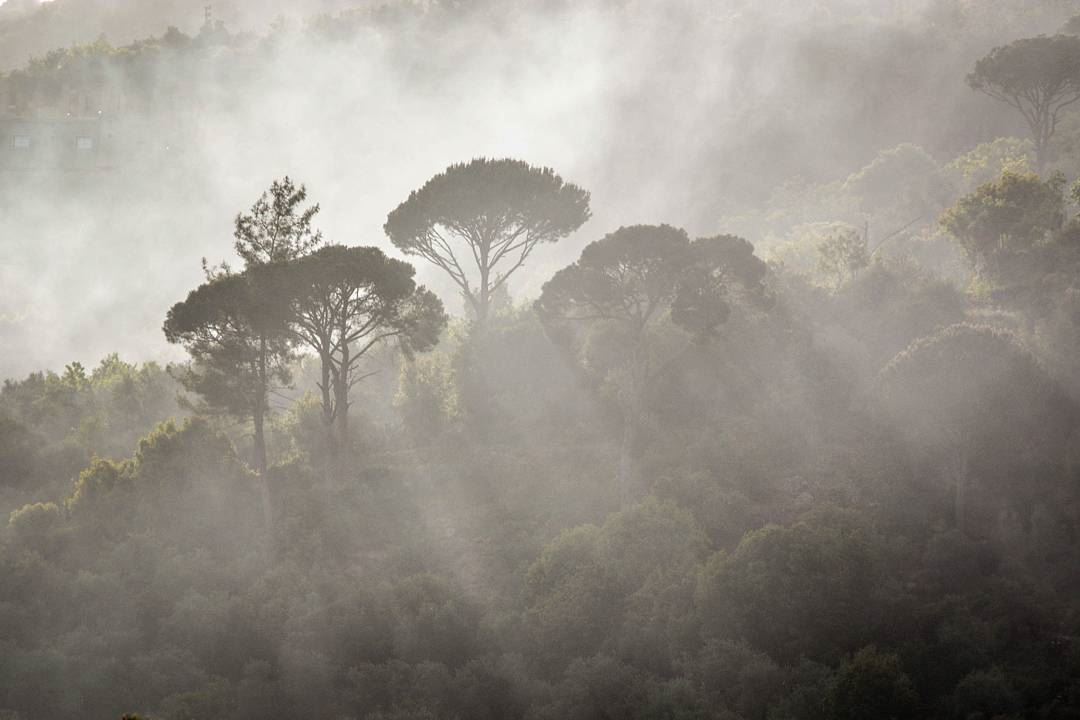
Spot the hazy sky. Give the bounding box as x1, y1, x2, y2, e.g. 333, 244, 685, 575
0, 0, 1072, 378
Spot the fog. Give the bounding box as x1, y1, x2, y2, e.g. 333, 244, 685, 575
4, 1, 1080, 719
0, 0, 1059, 377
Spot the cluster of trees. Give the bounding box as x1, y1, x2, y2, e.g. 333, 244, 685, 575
163, 176, 446, 485
8, 9, 1080, 720
0, 354, 179, 511
162, 159, 593, 490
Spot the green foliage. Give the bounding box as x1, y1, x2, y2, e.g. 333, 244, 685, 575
536, 224, 771, 495
8, 501, 63, 550
879, 324, 1067, 452
945, 137, 1034, 192
951, 667, 1022, 720
525, 524, 620, 664
271, 244, 447, 463
67, 456, 130, 517
539, 655, 649, 720
673, 234, 770, 337
940, 171, 1066, 280
821, 259, 967, 373
537, 225, 695, 338
525, 498, 709, 672
827, 647, 918, 720
7, 15, 1080, 718
844, 143, 952, 223
164, 271, 294, 424
0, 415, 38, 488
166, 188, 448, 477
396, 351, 460, 439
280, 245, 447, 363
697, 508, 883, 663
766, 660, 835, 720
816, 225, 869, 288
62, 418, 260, 553
233, 176, 323, 267
390, 574, 482, 668
685, 640, 784, 720
879, 324, 1074, 530
0, 355, 180, 508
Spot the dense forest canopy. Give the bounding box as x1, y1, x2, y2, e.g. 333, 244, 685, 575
5, 1, 1080, 719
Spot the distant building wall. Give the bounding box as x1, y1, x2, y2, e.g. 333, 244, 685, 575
0, 117, 109, 171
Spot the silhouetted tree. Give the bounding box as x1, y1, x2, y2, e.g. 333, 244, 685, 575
384, 158, 590, 329
968, 35, 1080, 170
164, 175, 323, 479
233, 176, 323, 266
163, 271, 291, 523
270, 245, 446, 469
536, 225, 767, 499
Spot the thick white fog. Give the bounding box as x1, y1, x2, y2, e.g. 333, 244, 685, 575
0, 0, 1069, 377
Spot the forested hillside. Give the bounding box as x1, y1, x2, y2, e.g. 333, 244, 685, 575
4, 1, 1080, 719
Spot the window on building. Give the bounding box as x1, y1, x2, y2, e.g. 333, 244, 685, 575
12, 136, 30, 149
76, 137, 94, 150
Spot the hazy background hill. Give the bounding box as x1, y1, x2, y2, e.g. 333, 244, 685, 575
0, 0, 369, 69
0, 0, 1075, 379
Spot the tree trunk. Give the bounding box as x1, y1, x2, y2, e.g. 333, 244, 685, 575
253, 335, 273, 539
253, 337, 269, 476
334, 372, 349, 458
463, 287, 496, 438
252, 408, 272, 531
252, 402, 268, 476
319, 349, 336, 463
332, 341, 351, 480
477, 264, 490, 330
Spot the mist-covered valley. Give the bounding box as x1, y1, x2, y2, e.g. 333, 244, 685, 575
4, 1, 1080, 719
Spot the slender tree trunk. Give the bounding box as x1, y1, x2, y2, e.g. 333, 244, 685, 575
253, 335, 273, 538
252, 409, 272, 530
1036, 136, 1048, 174
252, 401, 268, 476
332, 341, 351, 480
477, 263, 490, 330
334, 368, 350, 451
314, 349, 338, 482
465, 263, 495, 436
319, 350, 335, 438
1034, 106, 1050, 174
253, 337, 269, 476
